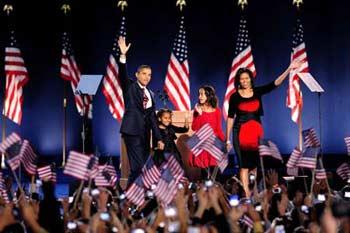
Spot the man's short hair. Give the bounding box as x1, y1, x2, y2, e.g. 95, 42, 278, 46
137, 64, 151, 73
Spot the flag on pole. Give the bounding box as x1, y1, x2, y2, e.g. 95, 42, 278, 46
336, 162, 350, 180
141, 157, 161, 189
0, 172, 10, 203
102, 15, 126, 121
223, 14, 256, 119
302, 128, 321, 148
315, 158, 327, 180
164, 15, 191, 111
286, 17, 309, 123
286, 148, 302, 176
0, 132, 22, 171
19, 140, 37, 175
63, 151, 95, 180
94, 165, 118, 187
125, 176, 145, 207
154, 168, 178, 206
60, 30, 92, 118
37, 164, 57, 183
297, 147, 319, 169
3, 29, 29, 125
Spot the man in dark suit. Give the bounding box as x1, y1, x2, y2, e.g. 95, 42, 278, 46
117, 37, 164, 185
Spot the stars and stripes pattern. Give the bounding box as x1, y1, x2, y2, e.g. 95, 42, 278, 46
297, 147, 319, 169
63, 151, 96, 180
287, 18, 309, 123
37, 165, 57, 183
154, 168, 178, 206
223, 16, 256, 119
344, 137, 350, 156
336, 162, 350, 180
187, 124, 228, 172
0, 132, 22, 171
286, 148, 302, 176
161, 153, 184, 181
60, 31, 92, 119
164, 16, 191, 111
102, 16, 126, 121
19, 140, 37, 175
302, 128, 320, 148
94, 165, 118, 187
315, 158, 327, 180
0, 172, 9, 203
259, 139, 283, 161
3, 30, 29, 125
125, 176, 145, 207
141, 157, 161, 189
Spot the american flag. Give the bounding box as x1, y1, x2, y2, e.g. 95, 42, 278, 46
164, 16, 191, 111
37, 164, 57, 183
344, 137, 350, 156
0, 171, 10, 203
3, 29, 29, 125
0, 132, 22, 171
19, 140, 37, 175
223, 15, 256, 119
302, 128, 320, 148
125, 176, 145, 207
297, 147, 319, 169
154, 168, 178, 206
187, 124, 228, 172
141, 157, 161, 189
94, 165, 118, 187
315, 158, 327, 180
287, 18, 309, 123
162, 153, 184, 181
102, 16, 126, 121
63, 151, 95, 180
259, 139, 283, 161
60, 31, 92, 118
336, 162, 350, 180
286, 148, 302, 176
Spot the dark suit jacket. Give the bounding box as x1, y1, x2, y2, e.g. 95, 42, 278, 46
118, 61, 162, 141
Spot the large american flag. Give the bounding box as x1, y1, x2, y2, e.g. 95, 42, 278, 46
60, 31, 92, 118
302, 128, 320, 148
297, 147, 319, 169
125, 176, 145, 207
164, 16, 191, 111
287, 18, 309, 123
3, 30, 29, 125
223, 16, 256, 119
258, 139, 283, 161
336, 162, 350, 180
102, 16, 126, 121
141, 157, 161, 189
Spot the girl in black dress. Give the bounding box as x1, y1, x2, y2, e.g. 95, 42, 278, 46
153, 109, 189, 166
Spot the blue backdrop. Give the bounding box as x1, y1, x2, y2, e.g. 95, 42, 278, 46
0, 0, 349, 158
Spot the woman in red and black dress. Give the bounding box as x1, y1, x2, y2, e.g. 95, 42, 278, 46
225, 61, 300, 197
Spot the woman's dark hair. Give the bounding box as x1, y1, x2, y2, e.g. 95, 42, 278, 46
157, 108, 172, 123
234, 67, 255, 89
198, 85, 218, 108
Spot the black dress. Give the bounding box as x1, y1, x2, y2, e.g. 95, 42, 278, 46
153, 124, 189, 166
228, 81, 277, 168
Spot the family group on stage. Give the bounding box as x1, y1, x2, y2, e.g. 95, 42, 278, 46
117, 36, 301, 197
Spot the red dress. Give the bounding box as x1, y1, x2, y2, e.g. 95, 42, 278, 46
189, 108, 225, 168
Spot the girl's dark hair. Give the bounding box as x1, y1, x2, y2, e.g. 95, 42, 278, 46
199, 85, 218, 108
157, 108, 172, 121
234, 67, 255, 89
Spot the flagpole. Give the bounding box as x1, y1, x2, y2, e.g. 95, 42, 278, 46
298, 114, 309, 194
62, 82, 67, 167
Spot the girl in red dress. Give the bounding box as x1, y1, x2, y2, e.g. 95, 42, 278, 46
189, 85, 225, 179
225, 61, 301, 197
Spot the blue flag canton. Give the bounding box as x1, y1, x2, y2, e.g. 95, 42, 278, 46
161, 168, 174, 183
112, 16, 127, 58
235, 17, 250, 56
134, 176, 144, 187
303, 147, 319, 158
292, 19, 305, 47
6, 142, 22, 158
8, 30, 19, 47
62, 31, 75, 56
173, 16, 188, 62
144, 157, 156, 169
